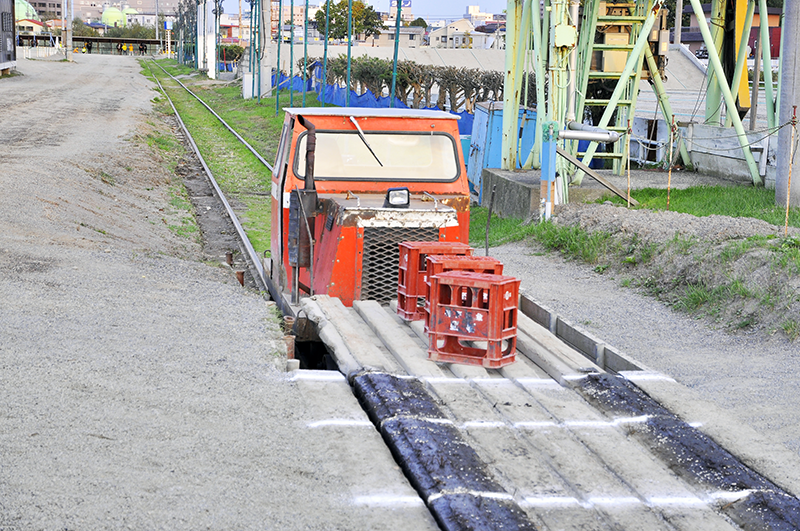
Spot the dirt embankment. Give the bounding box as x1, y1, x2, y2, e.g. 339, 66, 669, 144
552, 203, 800, 340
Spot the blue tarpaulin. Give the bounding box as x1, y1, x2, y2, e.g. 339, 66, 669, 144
315, 81, 474, 135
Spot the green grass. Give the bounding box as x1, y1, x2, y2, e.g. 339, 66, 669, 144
602, 185, 800, 229
470, 206, 612, 264
144, 58, 323, 255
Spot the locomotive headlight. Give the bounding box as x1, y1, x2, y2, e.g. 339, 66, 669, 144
383, 187, 410, 209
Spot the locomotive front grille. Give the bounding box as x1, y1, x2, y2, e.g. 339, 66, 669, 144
361, 226, 440, 302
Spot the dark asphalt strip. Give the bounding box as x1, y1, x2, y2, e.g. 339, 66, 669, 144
352, 372, 537, 531
575, 373, 800, 531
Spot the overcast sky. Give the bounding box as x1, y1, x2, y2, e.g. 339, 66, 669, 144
222, 1, 507, 24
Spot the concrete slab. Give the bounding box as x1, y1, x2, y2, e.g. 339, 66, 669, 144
290, 371, 439, 530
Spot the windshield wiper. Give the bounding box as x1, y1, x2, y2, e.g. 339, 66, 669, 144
349, 116, 384, 167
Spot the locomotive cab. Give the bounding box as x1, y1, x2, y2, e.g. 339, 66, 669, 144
269, 108, 470, 308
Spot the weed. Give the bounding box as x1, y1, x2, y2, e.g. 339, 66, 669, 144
98, 171, 115, 185
782, 320, 800, 342
620, 278, 632, 288
594, 264, 610, 274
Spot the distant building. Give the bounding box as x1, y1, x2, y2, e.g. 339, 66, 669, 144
464, 5, 492, 25
429, 18, 474, 48
362, 25, 423, 48
387, 0, 413, 22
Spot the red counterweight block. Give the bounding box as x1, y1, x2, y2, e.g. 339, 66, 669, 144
423, 255, 504, 331
427, 271, 520, 368
397, 242, 473, 321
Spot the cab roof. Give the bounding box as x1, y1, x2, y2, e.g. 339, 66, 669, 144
283, 107, 460, 121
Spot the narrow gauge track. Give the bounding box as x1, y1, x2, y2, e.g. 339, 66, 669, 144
142, 61, 800, 531
144, 59, 270, 292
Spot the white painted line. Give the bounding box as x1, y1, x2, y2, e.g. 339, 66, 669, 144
647, 496, 707, 506
515, 378, 562, 387
460, 421, 507, 429
513, 416, 649, 430
306, 419, 373, 428
562, 374, 593, 381
428, 490, 514, 502
470, 378, 514, 385
709, 490, 754, 502
522, 493, 753, 510
621, 371, 677, 383
588, 496, 641, 507
353, 495, 425, 506
521, 496, 581, 507
513, 421, 559, 429
564, 415, 651, 429
289, 371, 345, 382
422, 377, 470, 384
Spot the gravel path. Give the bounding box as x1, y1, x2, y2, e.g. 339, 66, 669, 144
0, 55, 419, 530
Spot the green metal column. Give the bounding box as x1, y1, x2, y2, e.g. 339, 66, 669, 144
705, 0, 725, 125
389, 0, 402, 107
500, 0, 529, 170
275, 0, 283, 111
290, 0, 294, 106
321, 0, 330, 106
758, 0, 775, 129
689, 0, 762, 185
725, 0, 755, 128
643, 46, 691, 166
303, 0, 308, 106
346, 0, 353, 107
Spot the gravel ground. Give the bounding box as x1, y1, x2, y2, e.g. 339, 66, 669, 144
0, 55, 416, 530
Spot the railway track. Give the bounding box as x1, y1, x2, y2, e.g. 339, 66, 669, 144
142, 60, 800, 531
144, 59, 271, 293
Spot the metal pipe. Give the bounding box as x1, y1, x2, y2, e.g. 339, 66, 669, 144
689, 0, 762, 185
750, 37, 761, 131
725, 0, 756, 128
758, 0, 776, 128
321, 0, 330, 106
296, 115, 316, 189
562, 122, 620, 143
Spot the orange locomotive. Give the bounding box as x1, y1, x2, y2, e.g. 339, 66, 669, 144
268, 108, 470, 308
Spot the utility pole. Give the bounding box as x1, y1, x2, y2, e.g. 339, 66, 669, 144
65, 0, 72, 61
674, 0, 683, 45
156, 0, 160, 48
777, 1, 800, 206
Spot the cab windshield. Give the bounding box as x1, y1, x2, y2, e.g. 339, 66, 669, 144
294, 130, 460, 182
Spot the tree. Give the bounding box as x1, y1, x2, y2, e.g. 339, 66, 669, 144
314, 0, 386, 40
72, 17, 99, 37
409, 17, 427, 30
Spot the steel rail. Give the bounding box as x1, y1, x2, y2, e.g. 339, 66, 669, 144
145, 60, 270, 295
149, 60, 274, 172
